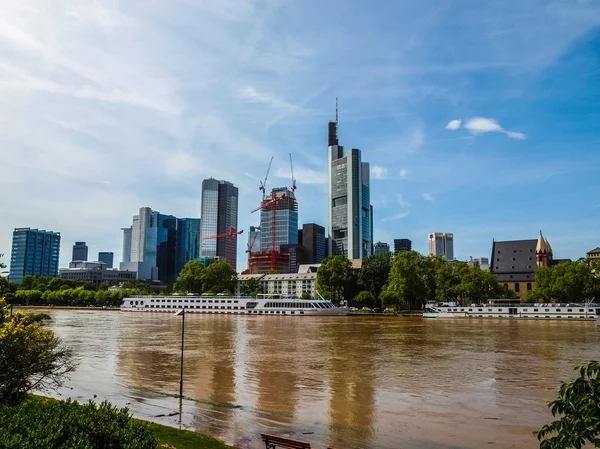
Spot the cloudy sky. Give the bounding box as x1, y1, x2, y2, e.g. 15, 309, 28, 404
1, 0, 599, 270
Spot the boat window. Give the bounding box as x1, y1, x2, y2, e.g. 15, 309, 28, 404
556, 309, 561, 312
567, 309, 572, 312
162, 299, 166, 302
488, 309, 492, 312
227, 300, 231, 303
579, 309, 584, 312
478, 309, 482, 312
234, 300, 238, 303
545, 309, 550, 312
498, 309, 503, 312
468, 309, 472, 312
523, 309, 528, 312
590, 309, 595, 313
208, 300, 212, 303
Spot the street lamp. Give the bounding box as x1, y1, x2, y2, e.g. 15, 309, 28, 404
174, 308, 185, 398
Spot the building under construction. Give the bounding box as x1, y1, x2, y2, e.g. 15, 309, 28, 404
247, 251, 290, 274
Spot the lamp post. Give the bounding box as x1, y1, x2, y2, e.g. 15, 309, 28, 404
175, 308, 185, 398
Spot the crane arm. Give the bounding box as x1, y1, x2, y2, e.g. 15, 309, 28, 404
202, 229, 244, 240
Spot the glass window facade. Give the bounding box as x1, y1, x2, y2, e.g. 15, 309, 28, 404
260, 188, 298, 252
9, 228, 61, 284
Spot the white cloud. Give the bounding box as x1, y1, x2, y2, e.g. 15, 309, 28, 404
382, 212, 411, 222
274, 167, 327, 185
236, 85, 296, 110
422, 193, 434, 202
396, 194, 411, 208
371, 165, 388, 179
463, 117, 526, 139
399, 168, 407, 178
445, 119, 462, 130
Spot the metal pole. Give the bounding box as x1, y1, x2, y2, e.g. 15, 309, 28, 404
179, 308, 185, 398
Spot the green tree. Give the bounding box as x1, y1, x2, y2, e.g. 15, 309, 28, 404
358, 253, 392, 304
379, 289, 400, 310
536, 361, 600, 449
354, 290, 376, 308
300, 291, 312, 299
316, 256, 353, 303
457, 265, 509, 304
0, 253, 5, 269
384, 251, 431, 310
240, 277, 262, 296
533, 262, 597, 303
0, 302, 75, 404
202, 262, 237, 294
435, 263, 462, 303
0, 278, 17, 304
173, 260, 205, 294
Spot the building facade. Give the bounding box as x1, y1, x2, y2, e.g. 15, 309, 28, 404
98, 252, 114, 268
200, 178, 239, 269
301, 223, 326, 264
587, 247, 600, 263
248, 226, 261, 253
236, 272, 317, 297
72, 241, 88, 262
175, 218, 200, 274
327, 111, 373, 259
473, 257, 490, 271
9, 228, 61, 284
60, 261, 136, 288
260, 187, 298, 253
394, 239, 412, 255
428, 233, 454, 260
373, 242, 390, 256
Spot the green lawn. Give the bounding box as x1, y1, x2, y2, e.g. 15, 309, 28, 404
145, 421, 233, 449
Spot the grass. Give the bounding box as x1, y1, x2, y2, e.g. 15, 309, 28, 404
145, 421, 234, 449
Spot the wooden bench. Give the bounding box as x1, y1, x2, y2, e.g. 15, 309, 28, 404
260, 433, 312, 449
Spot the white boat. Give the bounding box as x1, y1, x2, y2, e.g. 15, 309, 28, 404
423, 301, 598, 320
121, 293, 350, 316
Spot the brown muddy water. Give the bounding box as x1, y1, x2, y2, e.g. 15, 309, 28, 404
37, 309, 600, 449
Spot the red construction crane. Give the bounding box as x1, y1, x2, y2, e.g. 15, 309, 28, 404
202, 227, 243, 268
251, 192, 287, 271
245, 228, 260, 274
259, 156, 274, 201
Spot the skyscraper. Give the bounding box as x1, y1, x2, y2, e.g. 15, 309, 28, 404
260, 187, 298, 252
72, 241, 88, 262
200, 178, 239, 269
328, 102, 373, 259
394, 239, 412, 255
428, 233, 454, 260
9, 228, 61, 284
373, 242, 390, 256
176, 218, 200, 274
301, 223, 326, 264
98, 252, 114, 268
248, 226, 261, 253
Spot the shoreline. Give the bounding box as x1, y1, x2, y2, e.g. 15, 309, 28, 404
14, 305, 121, 311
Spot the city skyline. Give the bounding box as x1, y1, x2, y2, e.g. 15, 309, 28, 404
1, 1, 599, 270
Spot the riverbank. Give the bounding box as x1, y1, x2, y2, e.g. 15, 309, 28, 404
14, 305, 120, 311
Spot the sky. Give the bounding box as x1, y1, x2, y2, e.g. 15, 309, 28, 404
1, 0, 599, 271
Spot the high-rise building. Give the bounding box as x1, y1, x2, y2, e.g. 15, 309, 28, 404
72, 241, 88, 262
260, 187, 298, 252
328, 103, 373, 259
98, 252, 114, 268
199, 178, 239, 269
301, 223, 326, 264
472, 257, 489, 271
428, 233, 454, 260
248, 226, 261, 253
9, 228, 61, 284
120, 207, 178, 283
373, 242, 390, 256
176, 218, 200, 274
394, 239, 412, 255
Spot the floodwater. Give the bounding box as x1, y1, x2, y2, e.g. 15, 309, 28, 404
39, 310, 600, 449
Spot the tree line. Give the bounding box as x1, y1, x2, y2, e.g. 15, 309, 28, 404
527, 258, 600, 303
317, 251, 517, 310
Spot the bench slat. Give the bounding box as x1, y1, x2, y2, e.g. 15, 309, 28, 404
261, 433, 312, 449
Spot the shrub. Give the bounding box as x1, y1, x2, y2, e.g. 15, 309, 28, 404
0, 397, 157, 448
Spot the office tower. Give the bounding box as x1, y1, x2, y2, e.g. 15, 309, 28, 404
301, 223, 326, 264
394, 239, 412, 255
199, 178, 239, 269
328, 101, 373, 259
473, 257, 489, 271
260, 187, 298, 252
176, 218, 200, 274
428, 233, 454, 260
373, 242, 390, 256
248, 226, 261, 253
9, 228, 61, 284
72, 241, 88, 262
98, 252, 114, 268
280, 244, 308, 273
120, 207, 178, 283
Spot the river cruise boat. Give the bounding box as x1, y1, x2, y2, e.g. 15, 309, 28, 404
121, 293, 350, 316
423, 301, 598, 320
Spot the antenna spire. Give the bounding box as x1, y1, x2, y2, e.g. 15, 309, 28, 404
336, 97, 338, 123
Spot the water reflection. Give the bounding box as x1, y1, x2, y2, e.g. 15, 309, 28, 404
40, 310, 600, 449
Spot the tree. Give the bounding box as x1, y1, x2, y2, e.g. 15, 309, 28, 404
384, 251, 431, 310
300, 292, 312, 299
532, 262, 597, 304
0, 300, 75, 404
240, 277, 262, 296
201, 262, 237, 294
536, 361, 600, 448
173, 260, 205, 294
354, 290, 375, 308
316, 256, 354, 303
358, 253, 392, 304
457, 265, 509, 304
0, 278, 17, 304
379, 289, 400, 310
0, 253, 5, 269
435, 263, 462, 303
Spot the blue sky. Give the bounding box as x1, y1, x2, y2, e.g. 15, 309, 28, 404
1, 0, 599, 271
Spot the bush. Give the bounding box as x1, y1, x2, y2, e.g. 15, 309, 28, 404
0, 397, 157, 448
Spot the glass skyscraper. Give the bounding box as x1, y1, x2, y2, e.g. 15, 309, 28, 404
9, 228, 61, 284
98, 252, 114, 268
72, 241, 88, 262
199, 178, 239, 269
260, 187, 298, 253
176, 218, 200, 274
327, 111, 373, 259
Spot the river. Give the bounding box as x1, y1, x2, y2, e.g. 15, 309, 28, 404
39, 310, 599, 449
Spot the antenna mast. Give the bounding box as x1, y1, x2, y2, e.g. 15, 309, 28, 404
336, 97, 338, 123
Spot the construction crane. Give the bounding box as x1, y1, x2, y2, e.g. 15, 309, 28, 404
245, 228, 260, 274
259, 156, 274, 201
289, 153, 296, 195
202, 227, 243, 268
251, 192, 287, 271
